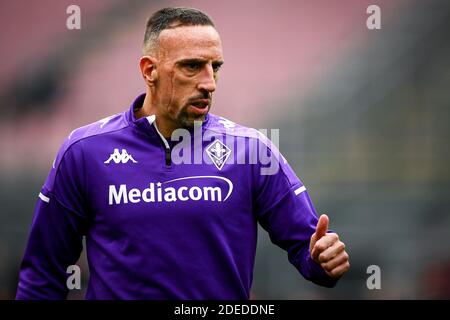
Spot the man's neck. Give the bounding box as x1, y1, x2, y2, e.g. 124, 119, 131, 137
135, 93, 175, 139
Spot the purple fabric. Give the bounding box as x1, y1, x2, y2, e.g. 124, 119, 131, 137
16, 94, 338, 300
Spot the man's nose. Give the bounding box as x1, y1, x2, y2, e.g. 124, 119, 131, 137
197, 65, 216, 93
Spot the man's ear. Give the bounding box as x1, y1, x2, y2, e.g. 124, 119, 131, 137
139, 55, 158, 85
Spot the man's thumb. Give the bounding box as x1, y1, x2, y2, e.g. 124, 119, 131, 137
314, 214, 329, 240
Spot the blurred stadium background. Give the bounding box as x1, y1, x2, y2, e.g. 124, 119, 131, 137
0, 0, 449, 299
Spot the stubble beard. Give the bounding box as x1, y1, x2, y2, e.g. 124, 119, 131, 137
176, 104, 210, 129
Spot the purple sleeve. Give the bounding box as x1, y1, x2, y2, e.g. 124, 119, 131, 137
254, 144, 338, 288
16, 140, 88, 300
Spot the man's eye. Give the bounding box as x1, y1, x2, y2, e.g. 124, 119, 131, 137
212, 64, 222, 72
185, 63, 200, 71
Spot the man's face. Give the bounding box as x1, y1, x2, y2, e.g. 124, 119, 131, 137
154, 25, 224, 129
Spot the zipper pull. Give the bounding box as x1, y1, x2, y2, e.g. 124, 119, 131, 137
165, 147, 171, 166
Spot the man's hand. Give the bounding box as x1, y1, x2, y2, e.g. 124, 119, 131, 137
310, 214, 350, 278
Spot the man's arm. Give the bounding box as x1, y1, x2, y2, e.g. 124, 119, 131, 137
256, 184, 343, 287
16, 140, 88, 300
16, 192, 86, 299
253, 137, 349, 287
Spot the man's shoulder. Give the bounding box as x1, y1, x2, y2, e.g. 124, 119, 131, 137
55, 111, 129, 165
67, 111, 129, 144
43, 111, 129, 192
206, 114, 264, 140
207, 113, 295, 178
206, 113, 275, 148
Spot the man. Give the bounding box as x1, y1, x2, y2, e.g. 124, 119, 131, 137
16, 7, 349, 300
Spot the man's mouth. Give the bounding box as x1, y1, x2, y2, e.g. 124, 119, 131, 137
188, 99, 210, 115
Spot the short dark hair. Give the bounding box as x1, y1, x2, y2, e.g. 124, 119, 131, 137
143, 7, 215, 54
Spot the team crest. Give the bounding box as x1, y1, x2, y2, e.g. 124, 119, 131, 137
206, 140, 231, 171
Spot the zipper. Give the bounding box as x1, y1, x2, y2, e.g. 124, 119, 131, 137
152, 122, 172, 167
164, 147, 171, 166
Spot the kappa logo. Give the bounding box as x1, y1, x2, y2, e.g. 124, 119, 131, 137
104, 148, 137, 164
206, 140, 231, 170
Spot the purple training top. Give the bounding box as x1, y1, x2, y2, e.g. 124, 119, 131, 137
16, 94, 338, 300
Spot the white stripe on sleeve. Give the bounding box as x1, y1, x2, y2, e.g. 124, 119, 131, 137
38, 192, 50, 203
294, 186, 306, 196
